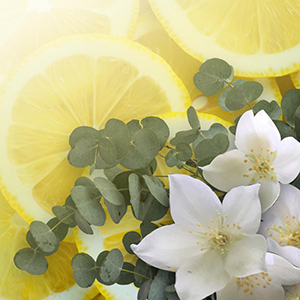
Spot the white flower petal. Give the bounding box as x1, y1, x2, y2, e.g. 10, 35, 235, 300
217, 275, 284, 300
235, 110, 281, 154
202, 150, 250, 192
273, 137, 300, 183
260, 184, 300, 237
131, 224, 200, 271
267, 238, 300, 268
222, 184, 261, 234
216, 277, 240, 300
175, 250, 230, 300
258, 179, 280, 212
225, 234, 267, 277
266, 252, 300, 285
169, 174, 222, 228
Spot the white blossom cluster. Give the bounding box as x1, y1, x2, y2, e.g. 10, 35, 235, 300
131, 110, 300, 300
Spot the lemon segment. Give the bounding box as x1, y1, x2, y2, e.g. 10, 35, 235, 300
0, 189, 99, 300
0, 0, 139, 77
0, 34, 190, 225
148, 0, 300, 77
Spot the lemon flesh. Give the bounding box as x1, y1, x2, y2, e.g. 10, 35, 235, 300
0, 0, 139, 79
148, 0, 300, 77
0, 34, 190, 224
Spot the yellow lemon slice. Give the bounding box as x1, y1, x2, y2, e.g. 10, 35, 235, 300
0, 189, 100, 300
148, 0, 300, 77
0, 0, 138, 80
74, 111, 233, 300
134, 10, 281, 123
0, 34, 191, 225
290, 71, 300, 89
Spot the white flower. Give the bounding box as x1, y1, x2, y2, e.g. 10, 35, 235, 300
217, 253, 300, 300
284, 283, 300, 300
131, 174, 267, 300
259, 184, 300, 268
202, 110, 300, 212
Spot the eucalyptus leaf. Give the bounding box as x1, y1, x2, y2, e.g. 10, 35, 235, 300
98, 249, 124, 285
104, 199, 127, 224
127, 119, 142, 139
129, 173, 143, 218
193, 58, 233, 96
26, 231, 56, 256
105, 119, 130, 159
149, 270, 171, 300
98, 137, 118, 164
30, 221, 59, 254
52, 205, 76, 227
113, 172, 131, 205
294, 106, 300, 141
69, 126, 100, 147
170, 129, 199, 146
225, 81, 263, 110
141, 117, 170, 149
122, 231, 141, 254
175, 143, 192, 161
121, 129, 160, 170
95, 151, 119, 170
72, 253, 97, 288
143, 175, 169, 207
104, 166, 124, 182
71, 186, 106, 226
75, 211, 93, 235
75, 177, 95, 187
194, 133, 229, 166
117, 262, 135, 285
165, 285, 180, 300
68, 139, 98, 168
138, 280, 153, 300
136, 158, 158, 176
94, 177, 125, 206
141, 194, 169, 222
281, 89, 300, 126
252, 100, 281, 120
218, 89, 231, 111
47, 218, 69, 242
140, 222, 159, 238
165, 149, 184, 169
14, 248, 48, 275
273, 120, 296, 139
187, 106, 200, 129
134, 259, 151, 287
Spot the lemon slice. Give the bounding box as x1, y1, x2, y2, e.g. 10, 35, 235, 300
0, 189, 100, 300
134, 10, 281, 123
290, 71, 300, 90
0, 0, 139, 80
0, 34, 190, 225
148, 0, 300, 77
74, 111, 233, 300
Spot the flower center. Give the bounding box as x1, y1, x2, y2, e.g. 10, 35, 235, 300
192, 210, 242, 255
285, 285, 300, 300
266, 215, 300, 247
243, 148, 277, 182
236, 272, 272, 296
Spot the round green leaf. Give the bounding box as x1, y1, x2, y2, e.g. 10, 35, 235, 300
72, 253, 97, 288
140, 222, 159, 238
97, 137, 118, 164
52, 205, 76, 227
69, 126, 100, 147
30, 221, 59, 254
273, 120, 296, 139
141, 117, 170, 150
149, 270, 171, 300
94, 177, 125, 206
252, 100, 281, 120
225, 81, 263, 110
165, 149, 184, 169
71, 186, 106, 226
117, 262, 135, 285
105, 119, 130, 159
134, 259, 151, 287
193, 58, 233, 96
104, 199, 127, 224
75, 211, 93, 235
122, 231, 141, 254
175, 143, 192, 161
170, 128, 199, 146
281, 89, 300, 126
127, 119, 142, 139
98, 249, 124, 285
47, 218, 69, 242
120, 129, 160, 170
187, 106, 200, 129
14, 248, 48, 275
